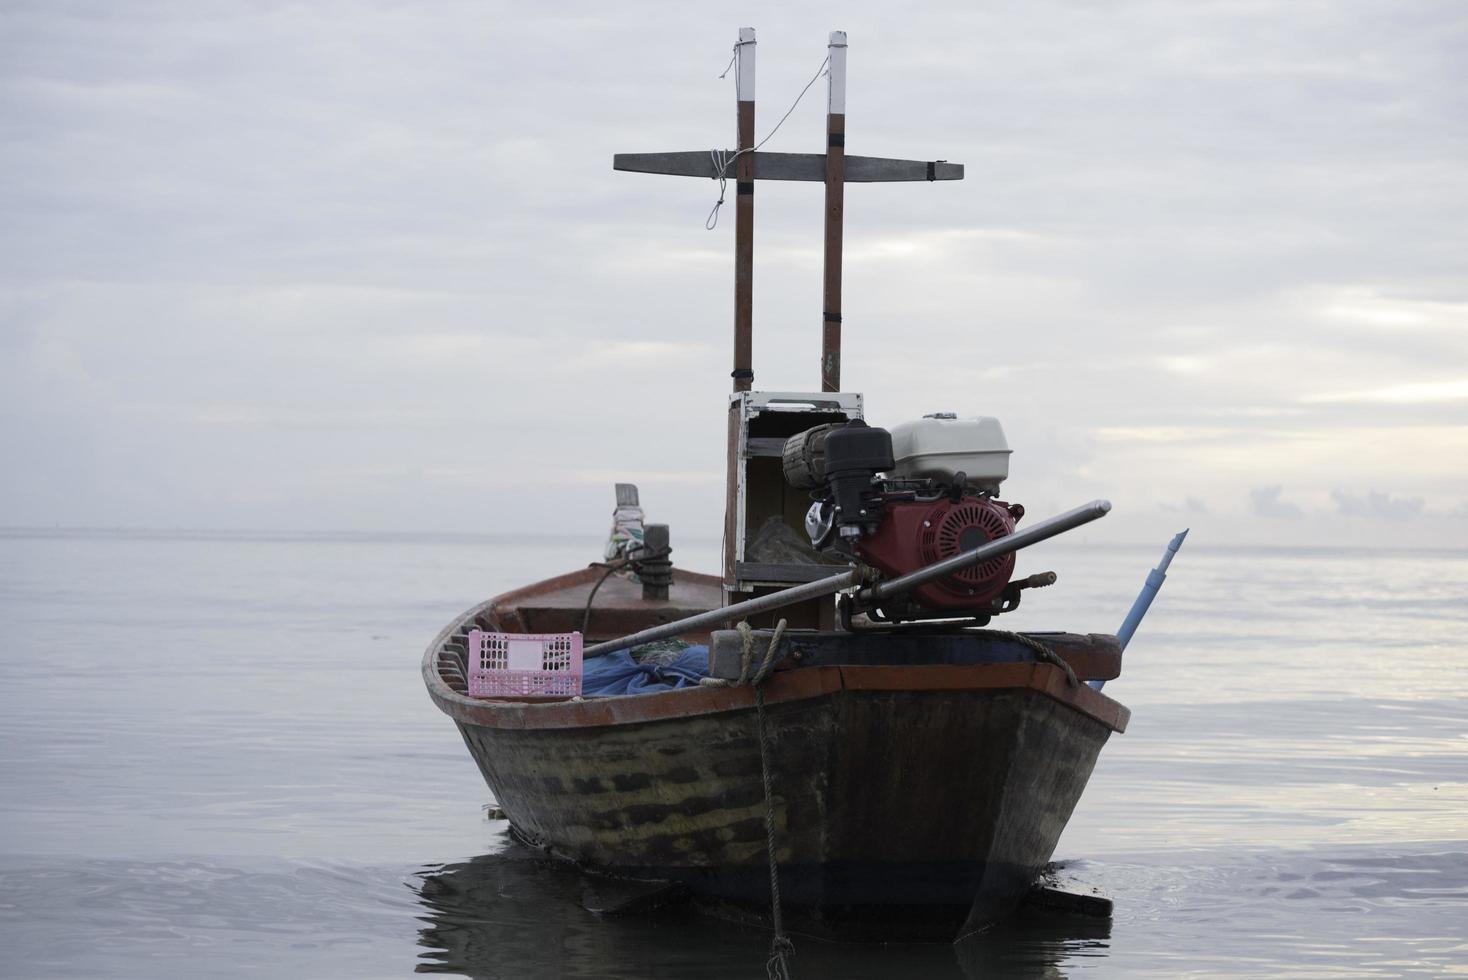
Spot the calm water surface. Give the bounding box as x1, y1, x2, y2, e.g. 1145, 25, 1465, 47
1, 529, 1464, 978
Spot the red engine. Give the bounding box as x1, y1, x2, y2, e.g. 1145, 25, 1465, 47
785, 417, 1046, 624
856, 496, 1023, 610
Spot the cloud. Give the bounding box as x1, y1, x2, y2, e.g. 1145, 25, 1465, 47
1315, 288, 1468, 332
1250, 486, 1304, 521
1330, 490, 1424, 522
1, 2, 1465, 546
1301, 379, 1468, 405
1159, 496, 1208, 516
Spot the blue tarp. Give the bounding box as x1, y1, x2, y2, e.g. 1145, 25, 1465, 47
582, 646, 710, 696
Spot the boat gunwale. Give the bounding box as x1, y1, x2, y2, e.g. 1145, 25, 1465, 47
422, 595, 1131, 735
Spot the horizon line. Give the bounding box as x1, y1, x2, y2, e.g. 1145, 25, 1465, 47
3, 524, 1467, 557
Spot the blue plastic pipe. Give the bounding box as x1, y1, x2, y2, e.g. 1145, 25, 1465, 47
1089, 528, 1188, 691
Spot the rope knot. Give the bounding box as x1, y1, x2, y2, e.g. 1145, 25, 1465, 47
766, 934, 796, 980
736, 619, 787, 687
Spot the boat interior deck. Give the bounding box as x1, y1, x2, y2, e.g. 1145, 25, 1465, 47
474, 566, 725, 645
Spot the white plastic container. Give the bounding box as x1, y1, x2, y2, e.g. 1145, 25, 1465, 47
888, 415, 1011, 491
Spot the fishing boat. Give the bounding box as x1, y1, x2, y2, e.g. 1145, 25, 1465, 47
423, 29, 1145, 944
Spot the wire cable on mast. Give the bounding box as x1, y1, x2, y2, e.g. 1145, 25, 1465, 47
706, 51, 830, 230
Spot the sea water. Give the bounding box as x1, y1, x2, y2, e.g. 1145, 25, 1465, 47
1, 529, 1464, 978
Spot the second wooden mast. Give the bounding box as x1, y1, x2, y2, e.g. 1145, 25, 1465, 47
733, 27, 756, 395
821, 31, 847, 392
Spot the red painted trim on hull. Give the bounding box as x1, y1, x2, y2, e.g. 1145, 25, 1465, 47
425, 659, 1128, 734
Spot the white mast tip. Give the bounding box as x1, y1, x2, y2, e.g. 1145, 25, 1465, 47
827, 31, 848, 114
735, 28, 756, 101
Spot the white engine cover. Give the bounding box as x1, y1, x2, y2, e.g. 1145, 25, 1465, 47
889, 415, 1011, 492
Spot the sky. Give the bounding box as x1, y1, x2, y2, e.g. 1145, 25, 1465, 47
2, 1, 1466, 549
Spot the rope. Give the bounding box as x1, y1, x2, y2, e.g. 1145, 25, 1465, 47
706, 149, 733, 230
717, 46, 742, 81
706, 54, 831, 230
732, 619, 794, 979
766, 933, 795, 980
580, 564, 623, 636
748, 57, 830, 157
752, 620, 786, 685
579, 547, 672, 640
977, 629, 1079, 687
733, 618, 788, 685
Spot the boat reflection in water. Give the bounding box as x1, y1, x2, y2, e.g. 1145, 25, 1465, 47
411, 838, 1110, 979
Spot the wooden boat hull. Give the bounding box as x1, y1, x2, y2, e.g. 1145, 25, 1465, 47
424, 573, 1129, 942
450, 682, 1112, 940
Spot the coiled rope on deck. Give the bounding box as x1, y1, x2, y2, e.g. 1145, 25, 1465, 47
735, 619, 795, 980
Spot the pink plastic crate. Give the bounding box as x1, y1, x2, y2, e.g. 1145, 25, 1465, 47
467, 630, 583, 698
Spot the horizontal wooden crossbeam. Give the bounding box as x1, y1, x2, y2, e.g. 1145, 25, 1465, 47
613, 151, 963, 183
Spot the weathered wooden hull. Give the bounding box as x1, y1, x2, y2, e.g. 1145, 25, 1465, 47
451, 683, 1112, 940
424, 569, 1129, 942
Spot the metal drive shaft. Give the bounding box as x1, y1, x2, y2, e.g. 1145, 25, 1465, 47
583, 499, 1111, 658
858, 500, 1111, 604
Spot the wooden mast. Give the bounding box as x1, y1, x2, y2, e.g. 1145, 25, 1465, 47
732, 27, 756, 394
725, 27, 755, 593
610, 28, 964, 598
821, 31, 847, 392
